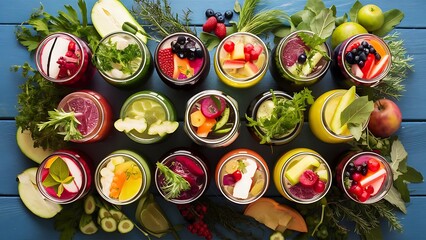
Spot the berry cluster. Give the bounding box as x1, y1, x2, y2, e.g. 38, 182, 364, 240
57, 41, 81, 79
345, 40, 381, 69
345, 158, 382, 202
171, 36, 204, 61
177, 203, 212, 240
202, 9, 234, 39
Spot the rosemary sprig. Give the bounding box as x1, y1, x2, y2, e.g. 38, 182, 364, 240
37, 109, 83, 141
132, 0, 195, 40
156, 162, 190, 199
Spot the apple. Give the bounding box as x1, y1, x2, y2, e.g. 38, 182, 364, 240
357, 4, 385, 32
331, 22, 368, 49
368, 99, 402, 138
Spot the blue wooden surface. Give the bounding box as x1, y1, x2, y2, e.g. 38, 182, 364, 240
0, 0, 425, 239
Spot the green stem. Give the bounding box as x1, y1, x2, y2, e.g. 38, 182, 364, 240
312, 203, 326, 237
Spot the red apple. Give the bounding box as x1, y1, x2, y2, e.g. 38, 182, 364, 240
368, 99, 402, 138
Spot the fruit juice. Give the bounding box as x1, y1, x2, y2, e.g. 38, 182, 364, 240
119, 91, 177, 144
155, 149, 208, 204
94, 31, 152, 88
331, 33, 391, 87
37, 150, 92, 204
336, 151, 393, 204
271, 30, 331, 90
35, 32, 93, 86
57, 90, 112, 143
184, 90, 240, 148
95, 150, 151, 205
309, 88, 368, 143
155, 32, 209, 89
246, 90, 303, 145
274, 148, 331, 204
216, 149, 269, 204
214, 32, 268, 88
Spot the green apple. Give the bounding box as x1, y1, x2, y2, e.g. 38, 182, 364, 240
357, 4, 385, 32
331, 22, 368, 49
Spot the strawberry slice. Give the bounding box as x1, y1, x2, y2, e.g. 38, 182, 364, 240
361, 54, 375, 79
367, 54, 390, 79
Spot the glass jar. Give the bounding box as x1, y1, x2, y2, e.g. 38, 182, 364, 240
331, 33, 391, 87
57, 90, 113, 143
270, 30, 331, 91
184, 90, 240, 148
214, 32, 269, 88
154, 32, 210, 89
95, 150, 151, 205
36, 150, 92, 204
94, 31, 153, 88
215, 149, 269, 204
155, 148, 209, 204
273, 148, 332, 204
336, 151, 393, 204
118, 90, 177, 144
246, 90, 303, 145
35, 32, 93, 86
308, 89, 369, 143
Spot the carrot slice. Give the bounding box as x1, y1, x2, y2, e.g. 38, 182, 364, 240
196, 118, 216, 137
190, 110, 206, 127
109, 171, 127, 199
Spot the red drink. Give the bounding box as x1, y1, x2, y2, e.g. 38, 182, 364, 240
37, 150, 92, 204
57, 90, 112, 143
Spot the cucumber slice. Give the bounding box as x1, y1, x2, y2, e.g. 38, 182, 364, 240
16, 127, 54, 164
114, 117, 147, 133
109, 209, 124, 222
135, 195, 148, 220
147, 120, 179, 137
213, 107, 230, 131
91, 0, 148, 43
83, 195, 96, 215
118, 218, 134, 234
270, 231, 285, 240
98, 207, 112, 219
79, 213, 98, 235
101, 216, 118, 232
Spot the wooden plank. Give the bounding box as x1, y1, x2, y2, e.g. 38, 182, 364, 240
2, 119, 425, 196
1, 25, 426, 119
0, 195, 424, 239
0, 0, 425, 28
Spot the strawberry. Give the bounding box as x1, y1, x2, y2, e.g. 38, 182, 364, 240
202, 16, 217, 33
214, 23, 226, 39
158, 48, 174, 78
223, 41, 235, 53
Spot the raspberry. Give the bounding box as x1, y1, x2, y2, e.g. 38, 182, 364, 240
202, 16, 217, 32
158, 48, 174, 78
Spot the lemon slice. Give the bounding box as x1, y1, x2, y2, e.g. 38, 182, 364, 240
329, 86, 356, 135
138, 194, 171, 235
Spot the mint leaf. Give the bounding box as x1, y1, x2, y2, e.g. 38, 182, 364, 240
310, 8, 335, 39
349, 0, 363, 22
384, 186, 407, 214
372, 9, 404, 37
341, 97, 374, 126
57, 184, 64, 198
199, 32, 220, 51
394, 177, 410, 202
273, 26, 292, 38
390, 139, 408, 180
50, 157, 71, 181
401, 166, 424, 183
291, 10, 315, 27
42, 174, 60, 188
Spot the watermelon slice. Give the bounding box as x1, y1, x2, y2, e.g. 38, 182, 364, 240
282, 37, 308, 67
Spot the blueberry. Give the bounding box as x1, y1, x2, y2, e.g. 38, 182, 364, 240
178, 52, 186, 59
358, 60, 365, 68
361, 167, 368, 176
345, 52, 355, 64
363, 48, 370, 55
298, 53, 307, 64
348, 166, 356, 174
195, 49, 204, 58
361, 41, 369, 48
369, 47, 376, 54
356, 165, 363, 172
224, 10, 233, 19
344, 171, 351, 178
357, 45, 364, 51
184, 40, 196, 50
351, 49, 357, 55
359, 52, 367, 61
216, 15, 225, 23
205, 9, 215, 18
215, 12, 222, 19
177, 36, 186, 45
375, 52, 381, 60
354, 55, 360, 63
187, 51, 196, 61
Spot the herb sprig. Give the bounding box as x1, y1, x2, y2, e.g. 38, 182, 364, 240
246, 88, 314, 144
133, 0, 195, 40
42, 157, 75, 197
156, 162, 190, 199
38, 109, 83, 141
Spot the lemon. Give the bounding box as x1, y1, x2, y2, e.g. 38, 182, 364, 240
138, 197, 170, 234
329, 86, 356, 135
331, 22, 368, 49
119, 174, 142, 201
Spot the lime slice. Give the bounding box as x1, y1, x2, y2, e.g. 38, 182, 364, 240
138, 195, 170, 234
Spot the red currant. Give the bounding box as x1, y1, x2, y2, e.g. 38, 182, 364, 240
223, 41, 235, 53
351, 172, 362, 182
357, 190, 371, 202
365, 185, 375, 194
349, 184, 363, 197
367, 158, 380, 172
313, 180, 326, 193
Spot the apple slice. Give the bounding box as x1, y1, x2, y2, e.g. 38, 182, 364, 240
351, 64, 363, 78
329, 86, 356, 135
16, 127, 54, 164
367, 54, 390, 79
238, 62, 259, 77
231, 42, 245, 60
17, 168, 62, 218
63, 158, 83, 193
359, 168, 386, 195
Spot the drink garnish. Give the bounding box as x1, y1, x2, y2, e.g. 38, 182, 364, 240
37, 108, 83, 141
156, 162, 190, 199
42, 156, 74, 197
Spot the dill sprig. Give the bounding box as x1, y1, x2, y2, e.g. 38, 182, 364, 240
132, 0, 195, 40
363, 32, 414, 100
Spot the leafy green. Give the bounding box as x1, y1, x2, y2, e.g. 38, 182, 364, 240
304, 0, 326, 14
12, 63, 68, 150
340, 96, 374, 140
348, 0, 363, 22
199, 32, 221, 51
156, 162, 190, 199
246, 88, 314, 144
389, 139, 408, 180
310, 8, 335, 39
54, 200, 83, 240
384, 186, 407, 214
38, 109, 83, 141
94, 40, 142, 75
233, 0, 241, 13
373, 9, 405, 37
42, 157, 74, 197
15, 0, 100, 51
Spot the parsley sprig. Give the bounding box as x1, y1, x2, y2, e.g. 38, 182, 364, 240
246, 88, 314, 144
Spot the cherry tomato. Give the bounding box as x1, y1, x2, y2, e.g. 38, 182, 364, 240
232, 170, 242, 181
